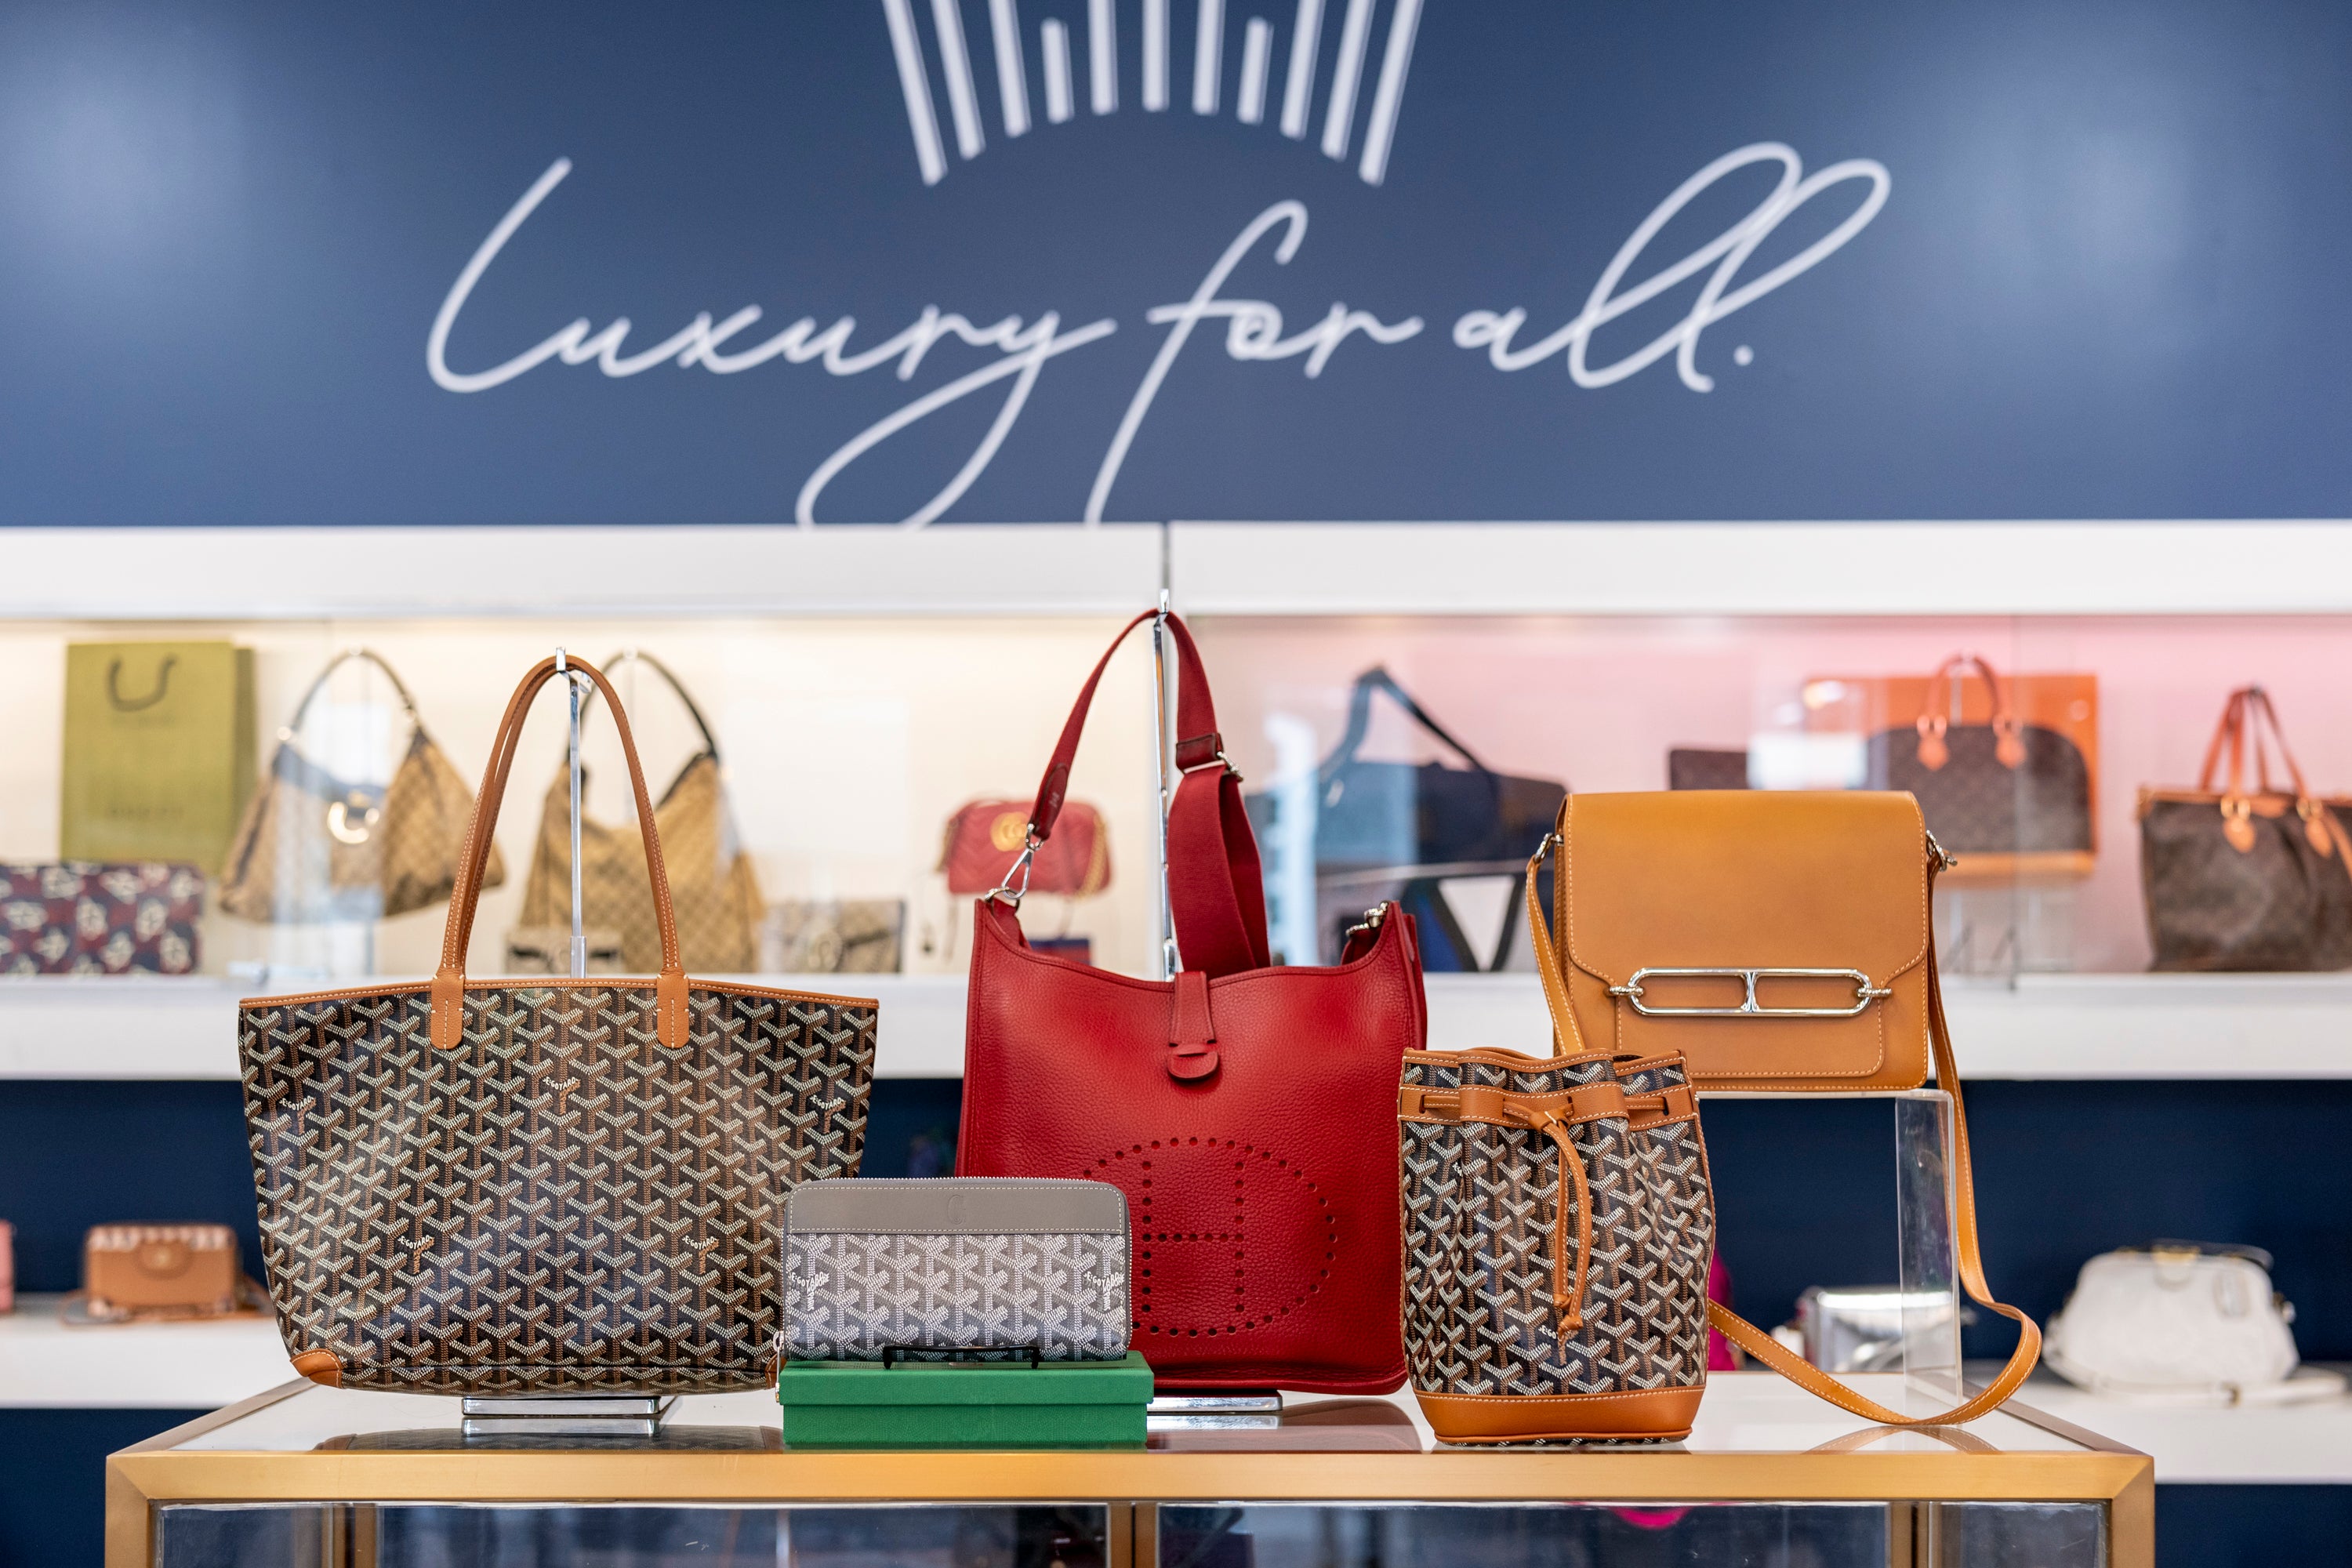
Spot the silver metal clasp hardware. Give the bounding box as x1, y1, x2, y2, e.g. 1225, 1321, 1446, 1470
1926, 829, 1958, 873
1178, 748, 1238, 778
1342, 905, 1388, 942
1609, 967, 1893, 1018
985, 832, 1042, 908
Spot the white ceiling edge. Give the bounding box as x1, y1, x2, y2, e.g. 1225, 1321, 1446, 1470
6, 519, 2352, 620
0, 524, 1166, 621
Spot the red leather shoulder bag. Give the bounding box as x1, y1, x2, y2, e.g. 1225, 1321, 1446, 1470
958, 611, 1423, 1392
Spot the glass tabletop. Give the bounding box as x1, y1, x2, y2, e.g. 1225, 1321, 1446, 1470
163, 1373, 2104, 1457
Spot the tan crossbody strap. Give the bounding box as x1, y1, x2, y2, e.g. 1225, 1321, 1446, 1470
1522, 836, 2042, 1428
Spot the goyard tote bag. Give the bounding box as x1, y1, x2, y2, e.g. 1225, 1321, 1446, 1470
60, 640, 256, 874
1244, 666, 1565, 969
960, 611, 1425, 1393
221, 649, 504, 924
2140, 687, 2352, 971
1403, 838, 2041, 1442
1813, 654, 2096, 884
240, 655, 878, 1395
520, 652, 762, 973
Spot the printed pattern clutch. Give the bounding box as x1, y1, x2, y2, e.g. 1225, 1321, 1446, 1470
1, 862, 203, 975
782, 1178, 1131, 1361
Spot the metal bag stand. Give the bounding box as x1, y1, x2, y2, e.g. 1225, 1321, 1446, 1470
460, 648, 676, 1443
1138, 597, 1283, 1426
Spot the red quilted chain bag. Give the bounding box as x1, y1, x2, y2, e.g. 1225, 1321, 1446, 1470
958, 611, 1423, 1392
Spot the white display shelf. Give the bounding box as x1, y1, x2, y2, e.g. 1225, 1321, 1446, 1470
0, 975, 968, 1080
0, 1295, 294, 1410
1993, 1365, 2352, 1486
5, 970, 2351, 1082
1423, 971, 2352, 1081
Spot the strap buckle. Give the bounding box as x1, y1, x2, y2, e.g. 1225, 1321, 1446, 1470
1609, 967, 1892, 1018
1174, 730, 1239, 778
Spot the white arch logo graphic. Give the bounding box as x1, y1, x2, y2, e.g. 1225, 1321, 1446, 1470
881, 0, 1422, 187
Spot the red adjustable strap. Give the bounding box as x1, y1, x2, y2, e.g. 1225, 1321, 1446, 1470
1025, 610, 1269, 977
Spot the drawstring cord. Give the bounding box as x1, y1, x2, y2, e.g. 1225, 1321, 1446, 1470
1505, 1103, 1593, 1328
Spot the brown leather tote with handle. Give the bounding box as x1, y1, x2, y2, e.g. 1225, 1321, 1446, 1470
2140, 687, 2352, 971
239, 656, 877, 1396
1405, 817, 2042, 1442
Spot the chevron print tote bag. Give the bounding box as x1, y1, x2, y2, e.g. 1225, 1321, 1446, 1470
1401, 833, 2039, 1443
239, 655, 877, 1396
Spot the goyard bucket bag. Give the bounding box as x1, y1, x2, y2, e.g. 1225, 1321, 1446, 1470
1403, 838, 2042, 1442
239, 655, 878, 1395
960, 610, 1425, 1393
220, 648, 504, 924
2140, 687, 2352, 971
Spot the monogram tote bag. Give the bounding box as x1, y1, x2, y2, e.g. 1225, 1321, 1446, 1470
960, 611, 1425, 1393
520, 652, 762, 973
240, 655, 877, 1396
2140, 688, 2352, 971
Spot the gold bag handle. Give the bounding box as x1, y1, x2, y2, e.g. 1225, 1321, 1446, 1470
430, 656, 688, 1051
1522, 818, 2042, 1428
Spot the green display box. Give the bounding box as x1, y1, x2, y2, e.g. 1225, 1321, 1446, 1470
777, 1352, 1152, 1448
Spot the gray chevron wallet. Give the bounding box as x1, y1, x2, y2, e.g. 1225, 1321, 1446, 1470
782, 1178, 1131, 1362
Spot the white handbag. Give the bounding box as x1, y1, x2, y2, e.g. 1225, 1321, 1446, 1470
2044, 1244, 2347, 1407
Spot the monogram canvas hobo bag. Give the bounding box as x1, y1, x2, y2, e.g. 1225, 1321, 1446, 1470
239, 655, 877, 1395
221, 648, 504, 924
519, 651, 762, 974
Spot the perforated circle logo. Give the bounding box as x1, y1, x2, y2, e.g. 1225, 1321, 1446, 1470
1091, 1136, 1340, 1341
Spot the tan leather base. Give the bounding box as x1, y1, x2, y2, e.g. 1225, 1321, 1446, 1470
1415, 1385, 1702, 1443
290, 1348, 343, 1387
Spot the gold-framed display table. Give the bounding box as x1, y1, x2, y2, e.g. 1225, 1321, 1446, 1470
109, 1372, 2151, 1568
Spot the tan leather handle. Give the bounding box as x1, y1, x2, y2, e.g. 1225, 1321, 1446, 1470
2198, 688, 2253, 797
430, 656, 688, 1051
2238, 687, 2315, 801
1523, 814, 2042, 1428
1918, 654, 2022, 770
1923, 652, 2016, 729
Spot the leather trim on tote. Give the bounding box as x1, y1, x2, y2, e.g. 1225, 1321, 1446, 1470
1414, 1385, 1704, 1443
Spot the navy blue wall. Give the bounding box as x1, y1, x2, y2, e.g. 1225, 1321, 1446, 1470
4, 0, 2352, 525
2, 1077, 2345, 1565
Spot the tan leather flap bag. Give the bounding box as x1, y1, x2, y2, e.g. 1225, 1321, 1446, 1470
1554, 790, 1933, 1091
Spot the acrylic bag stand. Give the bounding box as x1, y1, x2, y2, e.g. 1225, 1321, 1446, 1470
958, 609, 1425, 1394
